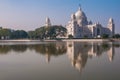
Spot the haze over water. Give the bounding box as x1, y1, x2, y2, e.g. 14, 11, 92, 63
0, 41, 120, 80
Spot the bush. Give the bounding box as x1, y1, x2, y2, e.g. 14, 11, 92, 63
68, 35, 73, 39
113, 34, 120, 39
102, 34, 109, 39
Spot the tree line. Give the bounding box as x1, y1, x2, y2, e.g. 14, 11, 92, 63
0, 25, 67, 40
0, 43, 67, 55
0, 26, 120, 40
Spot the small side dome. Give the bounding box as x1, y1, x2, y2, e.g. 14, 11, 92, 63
71, 13, 76, 20
88, 20, 93, 25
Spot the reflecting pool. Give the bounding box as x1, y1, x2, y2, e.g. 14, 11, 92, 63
0, 41, 120, 80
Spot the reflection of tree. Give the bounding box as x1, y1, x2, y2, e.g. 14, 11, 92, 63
0, 45, 11, 54
0, 42, 67, 56
0, 45, 28, 54
28, 43, 67, 63
29, 42, 67, 56
11, 45, 28, 53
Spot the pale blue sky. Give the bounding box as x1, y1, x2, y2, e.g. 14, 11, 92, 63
0, 0, 120, 33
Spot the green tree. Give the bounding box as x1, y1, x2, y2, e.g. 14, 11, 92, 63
34, 25, 67, 39
68, 34, 73, 39
84, 35, 88, 39
113, 34, 120, 39
28, 31, 36, 39
35, 27, 46, 39
0, 29, 12, 39
102, 34, 109, 39
11, 30, 28, 39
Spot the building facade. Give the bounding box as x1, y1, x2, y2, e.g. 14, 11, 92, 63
66, 7, 115, 38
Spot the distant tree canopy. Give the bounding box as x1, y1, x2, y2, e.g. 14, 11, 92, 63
0, 26, 66, 40
0, 29, 11, 38
11, 30, 28, 39
113, 34, 120, 39
0, 27, 28, 39
28, 25, 67, 39
68, 34, 74, 39
1, 25, 120, 40
101, 34, 109, 39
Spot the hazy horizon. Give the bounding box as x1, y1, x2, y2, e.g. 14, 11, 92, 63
0, 0, 120, 33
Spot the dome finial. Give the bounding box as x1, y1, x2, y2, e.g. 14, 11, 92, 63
79, 3, 82, 10
78, 0, 82, 10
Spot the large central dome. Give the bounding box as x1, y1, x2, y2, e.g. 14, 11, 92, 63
75, 7, 88, 26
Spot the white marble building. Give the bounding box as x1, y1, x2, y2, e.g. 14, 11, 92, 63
66, 6, 115, 38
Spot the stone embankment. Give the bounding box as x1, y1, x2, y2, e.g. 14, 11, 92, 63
62, 39, 109, 42
0, 39, 119, 43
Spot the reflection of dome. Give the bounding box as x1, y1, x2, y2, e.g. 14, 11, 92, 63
75, 7, 88, 26
71, 14, 76, 20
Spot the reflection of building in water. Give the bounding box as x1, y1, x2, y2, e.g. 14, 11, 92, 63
46, 53, 51, 63
67, 42, 115, 72
107, 43, 115, 62
67, 42, 89, 72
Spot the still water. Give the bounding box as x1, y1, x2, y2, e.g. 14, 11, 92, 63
0, 41, 120, 80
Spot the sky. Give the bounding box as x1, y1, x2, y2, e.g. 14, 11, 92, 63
0, 0, 120, 33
